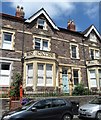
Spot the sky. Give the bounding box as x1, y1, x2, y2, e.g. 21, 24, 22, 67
0, 0, 101, 33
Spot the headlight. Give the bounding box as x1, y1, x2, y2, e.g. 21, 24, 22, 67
3, 115, 11, 120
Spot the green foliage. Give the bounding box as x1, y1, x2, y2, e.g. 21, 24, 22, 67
10, 73, 22, 97
72, 83, 90, 96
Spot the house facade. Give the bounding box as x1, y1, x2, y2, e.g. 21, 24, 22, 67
0, 7, 101, 95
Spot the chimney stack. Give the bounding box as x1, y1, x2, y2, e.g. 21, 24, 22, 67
15, 6, 25, 18
67, 20, 76, 31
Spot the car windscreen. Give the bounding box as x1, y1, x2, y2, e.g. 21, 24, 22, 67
89, 98, 101, 104
21, 100, 36, 109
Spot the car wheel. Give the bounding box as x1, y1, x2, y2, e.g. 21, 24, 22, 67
96, 111, 101, 120
62, 114, 72, 120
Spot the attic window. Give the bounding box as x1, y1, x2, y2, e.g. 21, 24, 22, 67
37, 18, 46, 30
89, 32, 97, 42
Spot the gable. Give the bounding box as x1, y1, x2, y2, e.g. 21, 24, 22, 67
25, 8, 59, 30
84, 25, 101, 40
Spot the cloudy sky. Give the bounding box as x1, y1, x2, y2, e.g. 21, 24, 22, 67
1, 0, 101, 33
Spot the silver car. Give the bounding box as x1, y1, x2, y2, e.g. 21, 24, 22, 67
78, 97, 101, 120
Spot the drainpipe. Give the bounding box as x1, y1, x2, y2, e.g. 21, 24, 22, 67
21, 20, 25, 84
82, 38, 89, 89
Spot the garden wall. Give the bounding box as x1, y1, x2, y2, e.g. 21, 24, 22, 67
0, 95, 99, 115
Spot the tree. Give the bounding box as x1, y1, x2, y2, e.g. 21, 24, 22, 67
9, 73, 22, 99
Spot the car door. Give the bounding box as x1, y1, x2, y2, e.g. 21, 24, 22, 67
30, 99, 53, 120
51, 99, 67, 120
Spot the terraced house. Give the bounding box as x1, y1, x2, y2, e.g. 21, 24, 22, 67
0, 6, 101, 95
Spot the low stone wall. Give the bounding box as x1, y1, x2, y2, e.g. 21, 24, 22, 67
10, 100, 22, 110
63, 95, 99, 106
0, 98, 10, 118
0, 95, 99, 115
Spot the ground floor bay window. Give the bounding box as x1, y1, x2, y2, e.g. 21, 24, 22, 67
88, 68, 101, 90
25, 62, 56, 92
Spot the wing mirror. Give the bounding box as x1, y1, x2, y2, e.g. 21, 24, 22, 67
31, 107, 37, 112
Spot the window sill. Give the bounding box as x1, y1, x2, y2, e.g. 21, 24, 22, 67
0, 48, 15, 52
71, 57, 80, 60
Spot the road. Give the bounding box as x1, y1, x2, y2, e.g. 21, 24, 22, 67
73, 115, 79, 120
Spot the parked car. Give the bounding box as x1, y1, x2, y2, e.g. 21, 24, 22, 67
78, 96, 101, 120
1, 98, 73, 120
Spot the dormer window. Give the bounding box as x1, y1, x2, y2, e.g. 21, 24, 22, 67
37, 18, 46, 30
89, 32, 97, 42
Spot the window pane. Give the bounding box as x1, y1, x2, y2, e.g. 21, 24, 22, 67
72, 45, 76, 58
73, 70, 79, 85
4, 33, 12, 42
43, 40, 48, 50
0, 63, 10, 86
1, 64, 10, 70
38, 19, 45, 29
3, 33, 12, 49
90, 70, 96, 78
89, 70, 97, 87
37, 64, 44, 85
95, 50, 100, 58
38, 19, 45, 25
99, 70, 101, 78
46, 64, 52, 85
52, 99, 66, 107
35, 38, 41, 50
90, 49, 94, 60
27, 64, 33, 85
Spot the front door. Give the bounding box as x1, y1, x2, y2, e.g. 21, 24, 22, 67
62, 68, 69, 93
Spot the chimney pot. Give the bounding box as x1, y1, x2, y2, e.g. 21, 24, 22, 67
15, 5, 25, 18
67, 20, 76, 31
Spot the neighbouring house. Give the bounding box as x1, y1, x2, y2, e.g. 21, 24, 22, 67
0, 6, 101, 95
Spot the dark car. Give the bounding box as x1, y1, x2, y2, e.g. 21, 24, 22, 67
1, 98, 73, 120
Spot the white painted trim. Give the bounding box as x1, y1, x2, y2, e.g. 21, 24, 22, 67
25, 9, 59, 30
52, 37, 69, 42
0, 61, 13, 87
84, 25, 101, 39
0, 57, 21, 61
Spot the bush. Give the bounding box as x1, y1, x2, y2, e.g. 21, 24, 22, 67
72, 83, 90, 95
9, 73, 22, 98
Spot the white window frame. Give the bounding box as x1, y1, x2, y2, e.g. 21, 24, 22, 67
46, 64, 53, 86
37, 18, 47, 30
70, 43, 79, 59
26, 64, 33, 86
37, 63, 45, 86
1, 30, 14, 50
33, 37, 50, 51
37, 63, 53, 86
89, 70, 97, 88
0, 62, 12, 87
72, 69, 80, 86
89, 48, 100, 60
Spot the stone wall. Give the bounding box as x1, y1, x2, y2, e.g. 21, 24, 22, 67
0, 95, 99, 114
